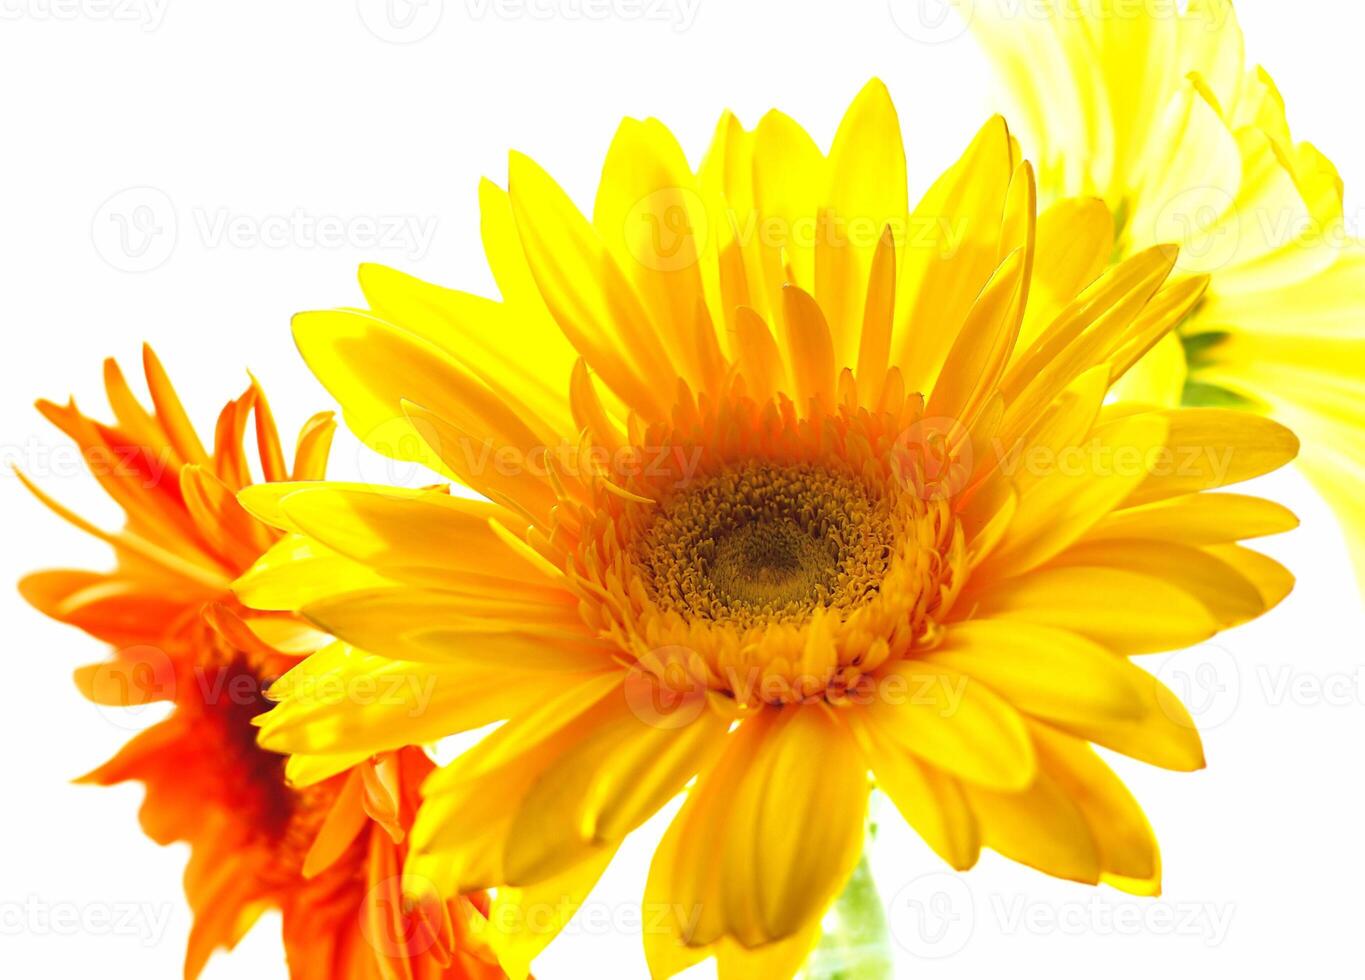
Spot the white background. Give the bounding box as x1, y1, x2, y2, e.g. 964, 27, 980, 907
2, 1, 1363, 977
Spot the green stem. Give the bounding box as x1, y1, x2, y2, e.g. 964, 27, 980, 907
803, 841, 894, 979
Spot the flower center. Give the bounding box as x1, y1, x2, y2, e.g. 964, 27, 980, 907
711, 519, 835, 609
195, 628, 340, 882
638, 462, 894, 627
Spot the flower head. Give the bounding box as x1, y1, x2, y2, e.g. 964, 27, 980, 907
960, 0, 1365, 587
20, 349, 505, 980
238, 82, 1299, 977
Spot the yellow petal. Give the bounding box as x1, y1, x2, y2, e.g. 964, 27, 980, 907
749, 108, 825, 309
292, 308, 552, 486
1122, 409, 1299, 506
855, 226, 897, 405
818, 78, 907, 364
1086, 492, 1299, 545
501, 694, 729, 884
508, 150, 673, 419
896, 116, 1015, 392
357, 261, 577, 435
1018, 198, 1114, 347
846, 710, 979, 871
966, 565, 1219, 656
986, 412, 1169, 577
407, 672, 625, 893
592, 117, 713, 387
298, 586, 591, 665
921, 621, 1149, 731
733, 306, 786, 402
858, 661, 1035, 790
257, 641, 603, 758
1031, 723, 1160, 888
483, 849, 616, 980
1051, 539, 1269, 628
232, 531, 393, 611
780, 284, 836, 413
962, 769, 1102, 885
255, 483, 531, 590
646, 708, 866, 951
926, 246, 1029, 426
1111, 330, 1186, 407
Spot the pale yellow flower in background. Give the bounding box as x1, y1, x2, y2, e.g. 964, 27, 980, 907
232, 81, 1299, 978
960, 0, 1365, 588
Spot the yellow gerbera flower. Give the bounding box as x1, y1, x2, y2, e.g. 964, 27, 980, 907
235, 81, 1299, 978
959, 0, 1365, 586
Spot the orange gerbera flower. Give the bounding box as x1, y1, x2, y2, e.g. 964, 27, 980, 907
19, 347, 507, 980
